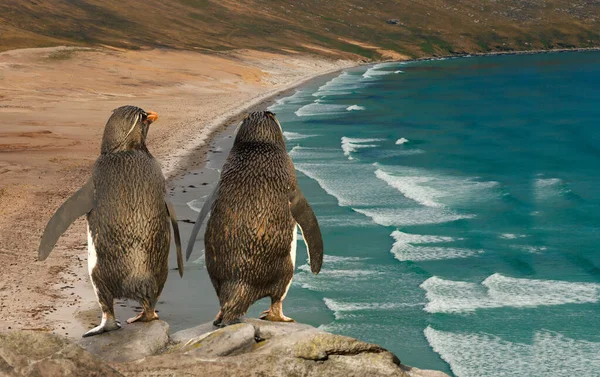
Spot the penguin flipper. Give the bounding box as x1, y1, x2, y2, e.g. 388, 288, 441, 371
289, 187, 323, 274
185, 186, 217, 261
165, 199, 184, 277
38, 178, 94, 261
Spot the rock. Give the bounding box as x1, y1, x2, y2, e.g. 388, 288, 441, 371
77, 320, 169, 363
170, 321, 216, 344
244, 318, 317, 339
386, 19, 401, 24
2, 320, 451, 377
0, 331, 122, 376
293, 332, 399, 363
177, 323, 256, 357
112, 320, 451, 377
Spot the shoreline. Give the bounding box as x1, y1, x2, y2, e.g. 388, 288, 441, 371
166, 65, 355, 181
38, 55, 360, 339
2, 44, 598, 339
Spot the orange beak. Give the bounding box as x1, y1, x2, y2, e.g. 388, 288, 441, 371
146, 111, 159, 124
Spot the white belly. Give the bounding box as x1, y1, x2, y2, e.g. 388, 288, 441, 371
281, 223, 297, 300
87, 223, 100, 298
87, 224, 97, 275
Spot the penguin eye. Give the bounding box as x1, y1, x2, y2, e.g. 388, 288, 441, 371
140, 112, 148, 122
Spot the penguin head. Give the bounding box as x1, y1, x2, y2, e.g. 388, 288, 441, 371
100, 105, 158, 153
233, 111, 285, 148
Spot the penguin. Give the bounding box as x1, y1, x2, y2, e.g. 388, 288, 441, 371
38, 105, 184, 337
186, 111, 323, 326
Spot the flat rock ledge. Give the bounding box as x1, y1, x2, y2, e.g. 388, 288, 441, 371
1, 319, 450, 377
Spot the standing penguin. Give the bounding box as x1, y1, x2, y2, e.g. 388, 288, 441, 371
186, 111, 323, 326
38, 105, 184, 337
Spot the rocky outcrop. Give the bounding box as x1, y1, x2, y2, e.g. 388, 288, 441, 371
0, 331, 122, 377
1, 320, 451, 377
77, 320, 170, 363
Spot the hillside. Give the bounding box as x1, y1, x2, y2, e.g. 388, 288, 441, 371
1, 0, 598, 58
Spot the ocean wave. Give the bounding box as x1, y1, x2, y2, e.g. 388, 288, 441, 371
498, 233, 527, 240
352, 207, 475, 227
267, 90, 312, 111
534, 177, 571, 200
373, 163, 499, 207
375, 169, 444, 207
323, 298, 417, 319
289, 146, 340, 161
346, 104, 365, 111
283, 131, 317, 141
362, 67, 395, 79
294, 102, 348, 117
373, 62, 401, 69
420, 273, 600, 314
510, 245, 548, 254
394, 70, 405, 74
298, 264, 381, 277
425, 327, 600, 377
395, 138, 409, 145
312, 71, 366, 97
293, 162, 398, 207
341, 137, 384, 160
391, 230, 482, 261
316, 214, 375, 228
323, 255, 371, 263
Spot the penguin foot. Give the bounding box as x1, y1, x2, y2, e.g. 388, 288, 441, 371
259, 311, 295, 323
215, 318, 242, 328
82, 318, 121, 337
212, 309, 223, 327
127, 310, 159, 324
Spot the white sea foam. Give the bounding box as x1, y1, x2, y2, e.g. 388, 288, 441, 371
536, 177, 562, 187
374, 164, 499, 207
295, 102, 348, 117
283, 131, 317, 141
376, 169, 444, 207
341, 137, 384, 160
298, 265, 380, 277
268, 90, 312, 111
395, 138, 409, 145
289, 146, 339, 161
316, 214, 375, 228
425, 327, 600, 377
510, 245, 548, 254
346, 104, 365, 111
353, 207, 475, 227
323, 298, 416, 319
373, 62, 401, 69
323, 255, 370, 263
499, 233, 527, 240
534, 177, 571, 201
292, 162, 396, 207
312, 71, 366, 97
421, 273, 600, 314
391, 230, 482, 261
394, 70, 405, 74
362, 67, 395, 79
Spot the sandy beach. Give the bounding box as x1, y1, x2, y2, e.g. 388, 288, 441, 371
0, 45, 357, 338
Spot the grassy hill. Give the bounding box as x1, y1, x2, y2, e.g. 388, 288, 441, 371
1, 0, 598, 59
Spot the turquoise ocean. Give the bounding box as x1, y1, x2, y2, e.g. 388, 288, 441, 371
261, 51, 600, 377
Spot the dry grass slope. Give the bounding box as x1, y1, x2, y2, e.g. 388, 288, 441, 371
1, 0, 598, 58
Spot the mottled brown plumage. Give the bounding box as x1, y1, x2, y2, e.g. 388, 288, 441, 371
38, 105, 183, 337
190, 111, 323, 326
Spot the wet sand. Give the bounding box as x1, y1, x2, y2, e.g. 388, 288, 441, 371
0, 45, 356, 338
